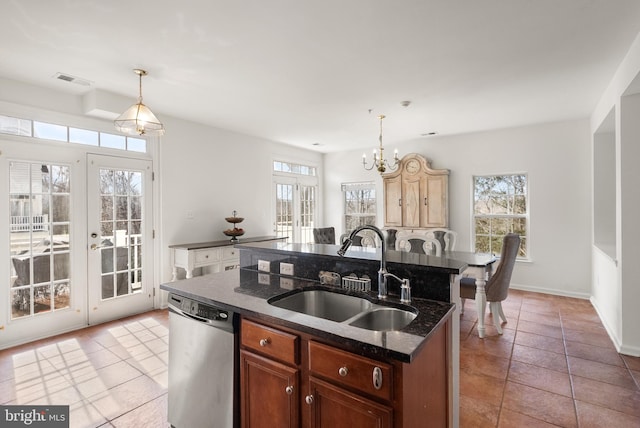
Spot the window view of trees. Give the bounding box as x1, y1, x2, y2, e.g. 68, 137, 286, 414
343, 183, 376, 233
473, 174, 527, 258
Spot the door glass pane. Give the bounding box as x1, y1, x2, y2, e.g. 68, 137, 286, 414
9, 161, 71, 319
98, 167, 144, 300
275, 183, 293, 242
299, 185, 315, 244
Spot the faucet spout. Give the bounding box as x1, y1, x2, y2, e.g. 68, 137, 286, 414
337, 225, 388, 299
337, 238, 353, 257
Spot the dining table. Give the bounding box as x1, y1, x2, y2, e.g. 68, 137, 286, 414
444, 250, 497, 338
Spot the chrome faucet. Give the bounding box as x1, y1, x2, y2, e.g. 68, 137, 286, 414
337, 225, 390, 299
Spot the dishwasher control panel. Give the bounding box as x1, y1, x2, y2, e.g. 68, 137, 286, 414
168, 293, 231, 322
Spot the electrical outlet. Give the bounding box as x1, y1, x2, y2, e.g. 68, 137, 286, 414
280, 262, 294, 276
258, 260, 270, 272
280, 277, 294, 290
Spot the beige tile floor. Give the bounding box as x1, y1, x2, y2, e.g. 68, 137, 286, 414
0, 310, 169, 428
1, 291, 639, 427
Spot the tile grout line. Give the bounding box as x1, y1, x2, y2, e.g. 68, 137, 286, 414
558, 310, 580, 427
493, 296, 521, 428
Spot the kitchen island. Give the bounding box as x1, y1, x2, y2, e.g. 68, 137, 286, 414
161, 242, 465, 427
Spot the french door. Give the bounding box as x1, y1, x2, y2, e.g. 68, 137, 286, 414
87, 154, 154, 324
2, 139, 155, 348
273, 177, 317, 244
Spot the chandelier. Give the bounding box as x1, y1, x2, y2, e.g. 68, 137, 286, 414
362, 114, 399, 174
114, 69, 165, 137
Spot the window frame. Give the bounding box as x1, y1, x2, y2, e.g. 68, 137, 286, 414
472, 173, 529, 260
342, 182, 377, 236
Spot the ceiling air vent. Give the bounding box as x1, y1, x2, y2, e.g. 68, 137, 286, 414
53, 72, 92, 86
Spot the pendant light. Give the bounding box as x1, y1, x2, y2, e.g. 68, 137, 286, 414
114, 69, 165, 136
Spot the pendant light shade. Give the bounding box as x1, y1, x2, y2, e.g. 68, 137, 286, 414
114, 69, 165, 136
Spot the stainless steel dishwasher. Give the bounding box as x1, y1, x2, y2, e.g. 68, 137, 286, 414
168, 292, 238, 428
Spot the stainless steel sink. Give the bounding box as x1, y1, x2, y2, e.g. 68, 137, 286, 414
268, 288, 418, 331
348, 307, 417, 331
269, 289, 373, 322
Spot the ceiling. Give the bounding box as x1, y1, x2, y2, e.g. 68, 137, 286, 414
2, 1, 640, 153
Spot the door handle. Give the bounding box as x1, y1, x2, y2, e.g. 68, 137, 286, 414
90, 244, 106, 250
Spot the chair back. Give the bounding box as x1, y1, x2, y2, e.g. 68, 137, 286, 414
486, 233, 520, 302
313, 227, 335, 244
395, 231, 442, 256
339, 230, 379, 248
425, 228, 457, 251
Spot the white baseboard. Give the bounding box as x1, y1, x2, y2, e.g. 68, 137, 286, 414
510, 283, 591, 300
590, 297, 640, 357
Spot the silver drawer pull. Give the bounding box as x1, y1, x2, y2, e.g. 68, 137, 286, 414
259, 338, 270, 347
285, 386, 294, 395
338, 367, 348, 377
372, 366, 383, 390
305, 395, 314, 405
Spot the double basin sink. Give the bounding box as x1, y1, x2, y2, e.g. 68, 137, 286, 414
268, 289, 417, 332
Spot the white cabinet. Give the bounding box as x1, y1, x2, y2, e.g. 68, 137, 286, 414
170, 241, 239, 280
170, 237, 282, 281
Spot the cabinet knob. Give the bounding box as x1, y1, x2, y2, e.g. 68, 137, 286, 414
338, 367, 348, 377
305, 395, 314, 405
259, 338, 270, 347
424, 197, 428, 206
285, 386, 294, 395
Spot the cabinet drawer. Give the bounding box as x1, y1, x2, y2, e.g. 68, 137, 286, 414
222, 246, 239, 261
241, 319, 299, 366
308, 341, 393, 401
194, 248, 220, 265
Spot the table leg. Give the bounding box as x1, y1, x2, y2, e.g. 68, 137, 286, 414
475, 277, 487, 338
171, 266, 178, 282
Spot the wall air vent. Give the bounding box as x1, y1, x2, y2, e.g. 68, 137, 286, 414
53, 72, 92, 86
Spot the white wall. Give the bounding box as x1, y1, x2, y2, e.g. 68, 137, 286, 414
324, 119, 592, 297
591, 32, 640, 356
158, 116, 322, 282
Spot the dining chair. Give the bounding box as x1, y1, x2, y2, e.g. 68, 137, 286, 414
395, 230, 442, 256
460, 233, 521, 334
340, 230, 379, 247
425, 228, 457, 251
313, 227, 336, 244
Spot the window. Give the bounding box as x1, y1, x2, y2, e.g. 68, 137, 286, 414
473, 174, 528, 258
0, 114, 147, 153
273, 160, 316, 176
343, 182, 376, 233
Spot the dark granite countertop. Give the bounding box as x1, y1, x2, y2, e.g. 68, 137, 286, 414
236, 241, 469, 275
168, 235, 283, 250
160, 269, 454, 363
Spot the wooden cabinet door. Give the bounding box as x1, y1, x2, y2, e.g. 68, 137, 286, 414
240, 350, 299, 428
308, 377, 392, 428
420, 175, 448, 228
384, 175, 403, 227
403, 176, 421, 228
